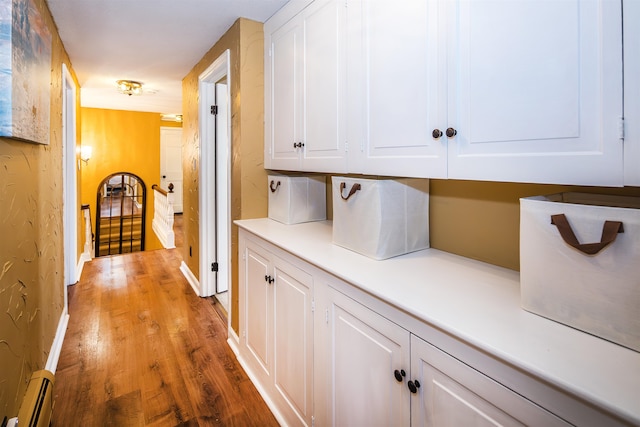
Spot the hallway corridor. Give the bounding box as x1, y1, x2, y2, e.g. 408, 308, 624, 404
52, 247, 278, 426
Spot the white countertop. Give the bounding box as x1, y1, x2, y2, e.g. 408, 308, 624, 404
236, 218, 640, 425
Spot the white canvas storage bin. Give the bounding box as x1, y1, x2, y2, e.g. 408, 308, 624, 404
332, 177, 429, 260
268, 174, 326, 224
520, 193, 640, 352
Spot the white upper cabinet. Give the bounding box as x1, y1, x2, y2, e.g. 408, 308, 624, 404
265, 0, 348, 173
267, 15, 300, 170
447, 0, 623, 186
265, 0, 626, 186
624, 0, 640, 186
346, 0, 447, 178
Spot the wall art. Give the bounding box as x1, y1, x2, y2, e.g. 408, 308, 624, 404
0, 0, 52, 145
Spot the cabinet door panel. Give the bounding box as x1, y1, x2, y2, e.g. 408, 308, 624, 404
273, 261, 313, 425
244, 246, 272, 374
411, 335, 569, 427
269, 18, 302, 169
348, 0, 446, 178
328, 287, 410, 426
624, 0, 640, 186
448, 0, 623, 185
302, 0, 347, 172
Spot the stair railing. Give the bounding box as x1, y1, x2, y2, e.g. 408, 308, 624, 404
152, 183, 176, 249
81, 204, 93, 259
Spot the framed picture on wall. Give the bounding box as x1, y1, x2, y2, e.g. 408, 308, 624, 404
0, 0, 52, 145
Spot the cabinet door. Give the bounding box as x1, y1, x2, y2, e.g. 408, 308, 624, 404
273, 258, 314, 426
266, 15, 303, 170
324, 286, 410, 426
410, 335, 570, 427
242, 242, 273, 376
347, 0, 447, 178
447, 0, 623, 186
301, 0, 348, 173
624, 0, 640, 186
266, 0, 347, 173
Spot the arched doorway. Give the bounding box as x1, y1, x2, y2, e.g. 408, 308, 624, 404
95, 172, 146, 257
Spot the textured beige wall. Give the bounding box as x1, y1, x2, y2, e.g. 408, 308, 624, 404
182, 18, 266, 333
0, 0, 79, 418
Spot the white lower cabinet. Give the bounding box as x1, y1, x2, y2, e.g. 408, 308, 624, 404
238, 228, 628, 427
410, 335, 568, 427
239, 231, 314, 426
317, 285, 411, 426
315, 282, 569, 427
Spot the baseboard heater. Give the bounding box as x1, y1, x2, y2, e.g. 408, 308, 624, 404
7, 370, 55, 427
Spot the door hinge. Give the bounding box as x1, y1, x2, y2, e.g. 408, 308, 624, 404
211, 262, 219, 272
325, 308, 329, 324
618, 117, 625, 141
344, 141, 349, 152
311, 300, 315, 312
211, 105, 218, 115
312, 415, 315, 427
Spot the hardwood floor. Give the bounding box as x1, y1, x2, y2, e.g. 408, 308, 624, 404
52, 247, 278, 426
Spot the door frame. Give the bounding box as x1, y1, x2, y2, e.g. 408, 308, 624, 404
62, 63, 77, 307
198, 50, 231, 303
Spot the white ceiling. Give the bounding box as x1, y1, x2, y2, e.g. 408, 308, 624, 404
47, 0, 290, 115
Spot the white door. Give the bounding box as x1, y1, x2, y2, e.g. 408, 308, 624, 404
214, 82, 229, 295
160, 127, 183, 213
447, 0, 623, 185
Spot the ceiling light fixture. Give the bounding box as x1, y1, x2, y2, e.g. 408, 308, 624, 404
116, 79, 143, 96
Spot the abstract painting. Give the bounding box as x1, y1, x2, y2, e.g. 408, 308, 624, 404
0, 0, 51, 145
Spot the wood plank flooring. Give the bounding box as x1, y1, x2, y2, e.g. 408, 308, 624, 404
52, 247, 278, 426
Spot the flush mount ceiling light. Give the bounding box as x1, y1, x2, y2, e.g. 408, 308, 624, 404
116, 79, 143, 96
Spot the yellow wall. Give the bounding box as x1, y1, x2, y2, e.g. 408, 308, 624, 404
183, 18, 266, 333
429, 180, 640, 270
0, 0, 80, 418
326, 176, 639, 270
80, 108, 164, 252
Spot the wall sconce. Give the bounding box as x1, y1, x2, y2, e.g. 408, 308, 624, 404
80, 145, 92, 164
116, 79, 143, 96
160, 114, 183, 123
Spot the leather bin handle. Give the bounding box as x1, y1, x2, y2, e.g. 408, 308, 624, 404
270, 180, 281, 193
550, 214, 624, 255
339, 182, 361, 200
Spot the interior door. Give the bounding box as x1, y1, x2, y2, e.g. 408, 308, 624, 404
160, 127, 184, 213
214, 82, 229, 294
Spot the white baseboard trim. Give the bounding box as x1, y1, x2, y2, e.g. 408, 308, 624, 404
45, 308, 69, 373
153, 219, 176, 249
180, 261, 201, 297
234, 351, 288, 427
227, 329, 240, 357
75, 250, 92, 283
